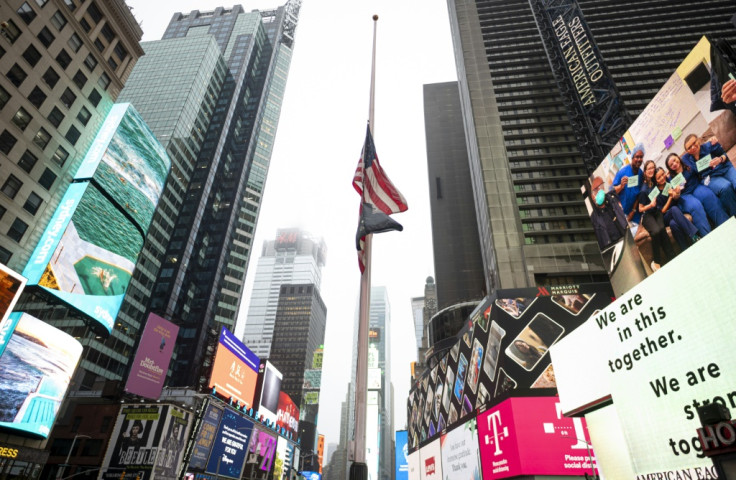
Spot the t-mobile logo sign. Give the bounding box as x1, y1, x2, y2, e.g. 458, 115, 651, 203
484, 410, 509, 456
424, 457, 436, 477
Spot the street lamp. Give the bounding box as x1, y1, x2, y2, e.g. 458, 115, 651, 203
57, 434, 91, 479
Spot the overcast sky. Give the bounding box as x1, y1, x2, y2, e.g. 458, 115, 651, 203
125, 0, 458, 447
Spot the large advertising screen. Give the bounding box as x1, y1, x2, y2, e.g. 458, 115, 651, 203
0, 263, 25, 326
22, 104, 170, 334
205, 408, 253, 479
124, 313, 179, 399
209, 327, 259, 409
419, 438, 442, 480
189, 402, 224, 470
258, 361, 282, 425
99, 404, 192, 480
276, 391, 299, 437
407, 283, 612, 448
0, 312, 82, 438
583, 37, 736, 296
477, 396, 595, 478
395, 430, 409, 480
551, 219, 736, 478
440, 418, 481, 480
243, 423, 277, 480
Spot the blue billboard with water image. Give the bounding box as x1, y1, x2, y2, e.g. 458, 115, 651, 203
22, 104, 170, 333
0, 312, 82, 438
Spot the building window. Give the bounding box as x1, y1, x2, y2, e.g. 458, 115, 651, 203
56, 49, 72, 69
76, 106, 91, 126
50, 10, 67, 31
0, 20, 21, 43
0, 85, 10, 109
37, 27, 55, 47
22, 44, 42, 66
16, 3, 37, 25
23, 191, 42, 215
113, 43, 127, 62
0, 246, 10, 264
42, 67, 60, 87
47, 107, 66, 128
107, 57, 118, 70
67, 33, 82, 52
88, 89, 101, 107
65, 125, 80, 145
83, 53, 97, 72
51, 145, 69, 167
0, 130, 17, 154
79, 17, 91, 32
35, 0, 49, 7
33, 127, 51, 149
11, 107, 32, 131
100, 23, 114, 43
86, 2, 103, 23
6, 64, 27, 87
93, 38, 104, 52
63, 0, 76, 11
98, 72, 110, 90
17, 150, 38, 173
38, 168, 56, 190
1, 175, 22, 199
27, 86, 46, 109
72, 70, 87, 89
7, 218, 29, 242
60, 88, 76, 109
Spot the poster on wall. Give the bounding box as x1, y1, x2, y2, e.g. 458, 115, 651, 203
418, 437, 442, 480
124, 313, 179, 399
552, 219, 736, 478
0, 312, 82, 438
189, 401, 224, 470
153, 406, 192, 480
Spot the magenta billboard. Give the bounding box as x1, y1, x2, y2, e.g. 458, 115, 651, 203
124, 313, 179, 399
477, 396, 595, 478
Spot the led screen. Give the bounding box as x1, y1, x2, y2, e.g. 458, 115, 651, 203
272, 436, 288, 480
243, 423, 277, 479
258, 361, 282, 425
189, 402, 224, 470
22, 104, 170, 333
209, 327, 259, 409
395, 430, 409, 480
205, 408, 253, 479
440, 418, 481, 480
0, 312, 82, 438
276, 391, 299, 437
0, 263, 25, 326
551, 219, 736, 477
419, 438, 442, 480
124, 313, 179, 399
583, 37, 736, 296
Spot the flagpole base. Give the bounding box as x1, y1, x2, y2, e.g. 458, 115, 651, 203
349, 462, 368, 480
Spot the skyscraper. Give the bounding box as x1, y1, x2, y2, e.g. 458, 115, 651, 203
348, 286, 394, 480
424, 82, 486, 309
243, 228, 326, 358
0, 0, 143, 269
122, 2, 301, 387
446, 0, 736, 290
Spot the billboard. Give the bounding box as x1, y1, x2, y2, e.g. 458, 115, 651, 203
584, 37, 736, 296
258, 361, 282, 425
408, 451, 420, 480
477, 396, 595, 478
0, 312, 82, 438
100, 404, 192, 480
0, 263, 25, 326
419, 438, 442, 480
302, 369, 321, 389
243, 423, 277, 480
204, 408, 253, 479
189, 401, 224, 470
276, 391, 299, 436
395, 430, 409, 480
22, 104, 170, 333
407, 283, 612, 448
124, 313, 179, 399
440, 419, 481, 480
209, 327, 259, 409
551, 219, 736, 478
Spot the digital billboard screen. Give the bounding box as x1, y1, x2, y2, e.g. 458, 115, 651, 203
551, 219, 736, 478
0, 312, 82, 438
396, 430, 409, 480
209, 327, 259, 409
124, 313, 179, 399
419, 437, 442, 480
0, 263, 25, 326
276, 391, 299, 437
189, 401, 224, 470
257, 361, 282, 425
153, 406, 192, 480
22, 104, 170, 334
243, 423, 277, 480
583, 37, 736, 296
440, 418, 481, 480
205, 408, 253, 479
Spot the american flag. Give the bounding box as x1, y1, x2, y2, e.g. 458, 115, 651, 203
353, 126, 408, 273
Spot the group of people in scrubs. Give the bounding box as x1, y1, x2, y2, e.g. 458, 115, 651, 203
593, 138, 735, 272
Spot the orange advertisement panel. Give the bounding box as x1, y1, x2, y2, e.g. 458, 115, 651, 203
208, 327, 259, 409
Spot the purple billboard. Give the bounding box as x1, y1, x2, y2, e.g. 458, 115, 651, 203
124, 313, 179, 399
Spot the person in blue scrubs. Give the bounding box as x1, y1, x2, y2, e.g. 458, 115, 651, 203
611, 143, 645, 224
665, 153, 729, 235
637, 161, 676, 270
653, 167, 700, 251
681, 133, 736, 216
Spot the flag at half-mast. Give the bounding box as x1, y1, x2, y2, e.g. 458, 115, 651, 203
353, 125, 408, 273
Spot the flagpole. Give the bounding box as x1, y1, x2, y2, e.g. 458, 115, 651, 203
350, 14, 379, 480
